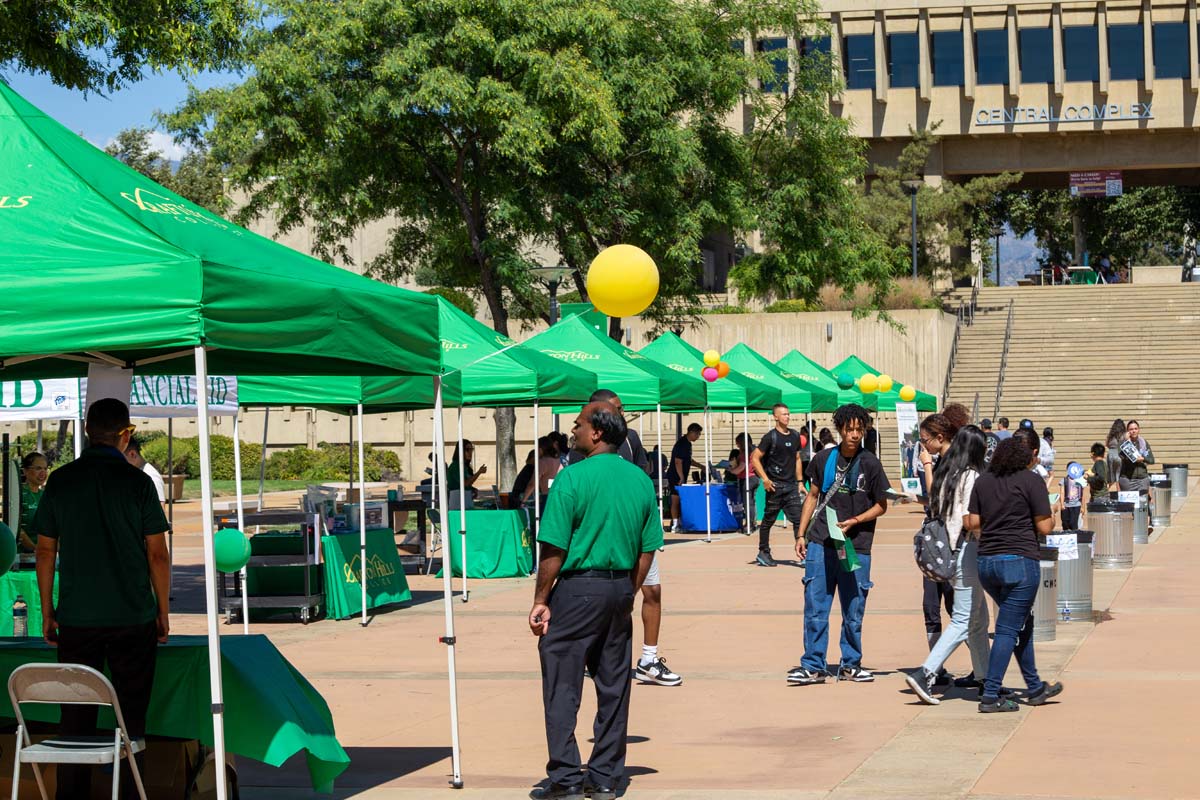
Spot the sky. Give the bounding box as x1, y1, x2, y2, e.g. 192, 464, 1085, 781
2, 67, 240, 158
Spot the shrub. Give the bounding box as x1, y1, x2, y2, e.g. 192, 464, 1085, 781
763, 299, 818, 313
10, 429, 75, 470
425, 286, 477, 317
704, 304, 751, 314
142, 434, 262, 481
817, 279, 937, 312
264, 442, 402, 481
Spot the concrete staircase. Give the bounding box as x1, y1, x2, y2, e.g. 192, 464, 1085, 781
943, 283, 1200, 471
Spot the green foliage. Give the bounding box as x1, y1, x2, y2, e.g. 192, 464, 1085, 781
9, 429, 74, 470
104, 127, 229, 214
141, 435, 261, 481
424, 287, 477, 317
263, 443, 402, 482
762, 299, 817, 313
704, 304, 751, 314
0, 0, 254, 92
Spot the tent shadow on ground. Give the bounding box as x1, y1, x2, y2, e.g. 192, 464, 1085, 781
237, 746, 453, 792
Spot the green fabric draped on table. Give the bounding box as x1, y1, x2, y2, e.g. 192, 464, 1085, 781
322, 529, 411, 619
439, 510, 532, 579
0, 571, 56, 636
0, 635, 349, 791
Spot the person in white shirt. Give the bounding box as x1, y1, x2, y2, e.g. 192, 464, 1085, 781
906, 425, 992, 705
124, 437, 167, 514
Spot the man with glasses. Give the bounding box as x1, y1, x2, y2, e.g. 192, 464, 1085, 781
32, 399, 171, 799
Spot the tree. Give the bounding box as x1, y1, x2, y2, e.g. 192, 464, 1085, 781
0, 0, 254, 92
104, 127, 228, 214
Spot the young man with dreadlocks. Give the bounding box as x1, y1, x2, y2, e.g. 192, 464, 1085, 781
787, 404, 891, 685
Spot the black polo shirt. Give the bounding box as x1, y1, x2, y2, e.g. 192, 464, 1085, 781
31, 446, 169, 627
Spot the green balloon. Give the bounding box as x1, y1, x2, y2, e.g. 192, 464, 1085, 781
837, 372, 855, 390
214, 528, 252, 573
0, 522, 14, 576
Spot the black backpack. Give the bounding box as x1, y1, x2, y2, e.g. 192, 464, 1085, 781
913, 517, 955, 582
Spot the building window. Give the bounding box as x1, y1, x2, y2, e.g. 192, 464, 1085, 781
1153, 22, 1189, 79
1019, 27, 1054, 84
1108, 24, 1145, 80
843, 34, 876, 89
975, 28, 1008, 84
756, 37, 789, 93
932, 30, 964, 86
888, 32, 920, 88
799, 36, 831, 62
1063, 25, 1100, 82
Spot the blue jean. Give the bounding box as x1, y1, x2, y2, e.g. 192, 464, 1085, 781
977, 554, 1044, 701
922, 540, 991, 678
800, 543, 873, 672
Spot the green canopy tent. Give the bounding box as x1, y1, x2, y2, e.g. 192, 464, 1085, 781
775, 350, 880, 411
524, 316, 708, 536
640, 333, 782, 537
0, 80, 463, 792
828, 355, 938, 412
237, 298, 597, 605
721, 344, 836, 413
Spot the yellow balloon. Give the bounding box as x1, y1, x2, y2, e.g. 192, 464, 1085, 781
899, 385, 917, 402
586, 244, 660, 318
703, 350, 720, 368
877, 374, 894, 394
858, 374, 879, 394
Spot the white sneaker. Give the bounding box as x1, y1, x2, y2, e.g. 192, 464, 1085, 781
635, 657, 683, 686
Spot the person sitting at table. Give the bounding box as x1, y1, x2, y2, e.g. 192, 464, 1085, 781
447, 439, 487, 498
509, 450, 536, 510
31, 398, 171, 800
17, 451, 49, 554
522, 436, 561, 506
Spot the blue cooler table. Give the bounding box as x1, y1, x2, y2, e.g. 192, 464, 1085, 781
678, 484, 740, 532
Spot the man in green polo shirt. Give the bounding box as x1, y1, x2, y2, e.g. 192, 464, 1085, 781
528, 402, 662, 800
33, 398, 171, 800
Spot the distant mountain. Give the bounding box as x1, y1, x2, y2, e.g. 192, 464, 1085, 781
986, 229, 1044, 286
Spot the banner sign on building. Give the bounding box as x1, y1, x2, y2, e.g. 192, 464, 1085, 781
1069, 171, 1123, 198
0, 375, 238, 422
896, 402, 922, 495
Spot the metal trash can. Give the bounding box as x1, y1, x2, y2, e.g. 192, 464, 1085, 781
1150, 480, 1173, 529
1090, 500, 1134, 569
1033, 546, 1059, 642
1040, 531, 1093, 622
1130, 492, 1149, 544
1164, 464, 1188, 499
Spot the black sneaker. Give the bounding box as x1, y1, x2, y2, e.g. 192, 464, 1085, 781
839, 665, 875, 682
756, 550, 777, 567
786, 666, 826, 685
933, 668, 951, 686
904, 669, 940, 705
1025, 681, 1064, 706
978, 698, 1020, 713
530, 784, 585, 799
635, 656, 683, 686
953, 672, 981, 689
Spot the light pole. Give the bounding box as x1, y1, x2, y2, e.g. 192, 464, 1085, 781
900, 177, 923, 280
990, 225, 1004, 286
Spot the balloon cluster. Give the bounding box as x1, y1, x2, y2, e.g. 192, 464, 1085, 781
839, 372, 917, 401
701, 350, 731, 382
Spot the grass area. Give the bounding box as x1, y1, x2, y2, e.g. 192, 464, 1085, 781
180, 479, 310, 498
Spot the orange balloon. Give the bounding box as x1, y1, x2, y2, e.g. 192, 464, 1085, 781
716, 362, 730, 378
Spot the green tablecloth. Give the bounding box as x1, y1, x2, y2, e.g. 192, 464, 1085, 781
0, 570, 57, 637
440, 510, 532, 579
322, 529, 411, 620
0, 634, 349, 791
246, 532, 322, 598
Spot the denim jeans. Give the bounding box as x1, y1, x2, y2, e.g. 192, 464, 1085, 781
800, 543, 873, 672
977, 554, 1044, 701
922, 540, 990, 678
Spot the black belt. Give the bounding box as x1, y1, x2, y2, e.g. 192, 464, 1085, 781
559, 569, 630, 579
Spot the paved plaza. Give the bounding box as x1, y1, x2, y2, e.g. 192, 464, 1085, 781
162, 484, 1198, 800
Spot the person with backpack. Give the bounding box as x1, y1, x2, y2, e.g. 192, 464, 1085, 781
750, 404, 804, 568
968, 435, 1063, 712
787, 404, 890, 685
905, 425, 991, 705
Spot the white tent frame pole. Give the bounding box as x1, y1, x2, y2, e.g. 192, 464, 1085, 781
357, 404, 369, 626
167, 418, 175, 600
434, 377, 465, 787
533, 402, 540, 569
35, 420, 42, 452
193, 345, 229, 800
232, 414, 249, 636
743, 408, 751, 536
428, 410, 437, 573
73, 381, 83, 459
457, 408, 469, 602
257, 408, 269, 512
704, 407, 711, 544
656, 404, 664, 532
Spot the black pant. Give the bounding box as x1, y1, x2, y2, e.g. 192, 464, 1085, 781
758, 482, 804, 553
922, 578, 954, 646
539, 575, 635, 790
57, 622, 158, 800
1061, 506, 1081, 530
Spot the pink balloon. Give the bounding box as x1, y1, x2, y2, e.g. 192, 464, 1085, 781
702, 367, 719, 382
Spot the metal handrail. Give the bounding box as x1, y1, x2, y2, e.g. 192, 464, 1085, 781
971, 391, 979, 421
968, 279, 980, 325
942, 305, 964, 408
992, 298, 1015, 419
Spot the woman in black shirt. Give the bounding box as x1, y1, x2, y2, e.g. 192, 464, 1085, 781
967, 435, 1062, 712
